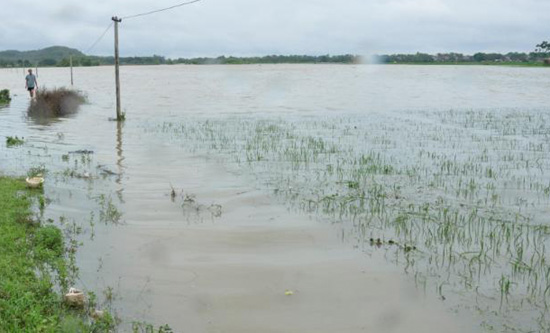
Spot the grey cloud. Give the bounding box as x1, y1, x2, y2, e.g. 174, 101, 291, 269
2, 0, 549, 56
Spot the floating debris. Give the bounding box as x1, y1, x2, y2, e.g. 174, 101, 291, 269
183, 193, 196, 203
90, 309, 105, 320
62, 169, 92, 179
97, 164, 118, 176
369, 237, 416, 253
170, 184, 177, 202
69, 149, 94, 154
64, 288, 85, 307
207, 204, 223, 218
25, 176, 44, 189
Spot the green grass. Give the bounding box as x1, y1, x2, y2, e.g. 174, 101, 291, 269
0, 177, 114, 332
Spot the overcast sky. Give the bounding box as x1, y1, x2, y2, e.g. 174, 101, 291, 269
1, 0, 549, 57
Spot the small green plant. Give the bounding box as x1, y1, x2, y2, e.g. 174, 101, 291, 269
96, 194, 123, 224
34, 225, 64, 261
6, 136, 24, 147
103, 286, 115, 302
109, 112, 126, 122
38, 195, 46, 208
27, 165, 46, 178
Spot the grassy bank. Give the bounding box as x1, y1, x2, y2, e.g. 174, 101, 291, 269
0, 177, 113, 332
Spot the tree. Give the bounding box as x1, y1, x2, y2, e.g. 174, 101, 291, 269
38, 58, 57, 66
535, 41, 549, 52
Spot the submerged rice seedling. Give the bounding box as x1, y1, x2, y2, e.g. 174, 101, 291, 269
146, 107, 550, 332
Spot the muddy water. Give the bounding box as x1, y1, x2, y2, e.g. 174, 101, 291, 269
1, 65, 549, 332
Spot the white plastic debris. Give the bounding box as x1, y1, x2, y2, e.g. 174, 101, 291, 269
25, 176, 44, 188
64, 287, 85, 307
91, 309, 105, 320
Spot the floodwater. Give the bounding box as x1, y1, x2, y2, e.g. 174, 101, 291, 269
1, 64, 550, 332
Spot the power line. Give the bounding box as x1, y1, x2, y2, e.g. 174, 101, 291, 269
85, 22, 114, 54
121, 0, 202, 20
84, 0, 202, 54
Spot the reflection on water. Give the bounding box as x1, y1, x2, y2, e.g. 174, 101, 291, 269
27, 110, 66, 126
115, 120, 124, 203
1, 65, 550, 332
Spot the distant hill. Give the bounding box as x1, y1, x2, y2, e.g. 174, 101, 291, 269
0, 46, 83, 66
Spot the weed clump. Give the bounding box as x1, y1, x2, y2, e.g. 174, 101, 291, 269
34, 225, 64, 261
27, 165, 46, 178
0, 89, 10, 104
28, 87, 86, 118
6, 136, 24, 147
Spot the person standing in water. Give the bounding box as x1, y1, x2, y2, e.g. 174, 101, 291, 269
25, 69, 38, 98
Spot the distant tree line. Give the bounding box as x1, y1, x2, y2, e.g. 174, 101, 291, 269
166, 54, 357, 64
0, 54, 357, 67
376, 51, 550, 64
1, 52, 549, 68
0, 55, 168, 68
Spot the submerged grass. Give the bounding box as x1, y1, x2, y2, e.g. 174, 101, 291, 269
0, 177, 114, 332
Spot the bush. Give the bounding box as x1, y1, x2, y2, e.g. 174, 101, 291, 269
0, 89, 10, 104
28, 88, 85, 118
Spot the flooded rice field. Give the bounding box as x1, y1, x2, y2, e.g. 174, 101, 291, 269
1, 64, 550, 332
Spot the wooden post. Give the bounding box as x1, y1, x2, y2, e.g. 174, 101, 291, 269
70, 55, 74, 86
112, 16, 123, 121
35, 64, 38, 78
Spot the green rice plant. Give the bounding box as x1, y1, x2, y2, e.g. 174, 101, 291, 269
96, 194, 123, 225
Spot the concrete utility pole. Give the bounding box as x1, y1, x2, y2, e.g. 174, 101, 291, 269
70, 55, 74, 86
112, 16, 123, 121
